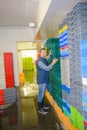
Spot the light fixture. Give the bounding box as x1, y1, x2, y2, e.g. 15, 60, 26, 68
29, 22, 36, 28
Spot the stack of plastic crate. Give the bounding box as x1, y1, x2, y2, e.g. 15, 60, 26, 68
74, 3, 87, 129
45, 38, 62, 108
0, 90, 5, 105
0, 52, 16, 105
58, 23, 71, 119
4, 53, 14, 88
66, 8, 84, 130
4, 88, 16, 104
71, 106, 84, 130
57, 2, 87, 130
66, 2, 87, 130
23, 57, 33, 71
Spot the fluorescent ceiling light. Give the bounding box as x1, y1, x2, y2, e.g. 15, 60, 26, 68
29, 22, 36, 27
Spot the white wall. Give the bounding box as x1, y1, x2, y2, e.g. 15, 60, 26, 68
0, 26, 34, 86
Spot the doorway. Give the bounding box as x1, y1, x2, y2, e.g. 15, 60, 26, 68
17, 41, 42, 97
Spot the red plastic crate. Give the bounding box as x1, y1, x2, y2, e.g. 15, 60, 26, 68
0, 90, 4, 97
0, 97, 4, 101
6, 80, 14, 87
4, 53, 14, 88
0, 101, 5, 105
5, 74, 14, 77
6, 83, 14, 88
0, 95, 4, 98
0, 90, 5, 105
84, 121, 87, 127
6, 86, 14, 88
0, 90, 4, 93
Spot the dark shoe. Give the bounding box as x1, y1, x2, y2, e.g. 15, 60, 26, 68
38, 108, 48, 115
43, 105, 49, 110
41, 99, 49, 110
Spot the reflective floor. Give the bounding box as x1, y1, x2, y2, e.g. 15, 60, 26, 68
0, 71, 65, 130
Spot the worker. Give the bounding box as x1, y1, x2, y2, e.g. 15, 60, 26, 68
36, 48, 58, 114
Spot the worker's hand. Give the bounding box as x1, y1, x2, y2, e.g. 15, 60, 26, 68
49, 50, 52, 56
47, 50, 52, 59
52, 58, 58, 66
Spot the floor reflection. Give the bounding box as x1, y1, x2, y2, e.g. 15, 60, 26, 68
0, 87, 64, 130
21, 97, 38, 130
0, 104, 21, 130
20, 83, 38, 98
0, 70, 65, 130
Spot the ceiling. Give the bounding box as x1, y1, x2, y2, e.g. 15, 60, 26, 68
0, 0, 87, 39
0, 0, 39, 26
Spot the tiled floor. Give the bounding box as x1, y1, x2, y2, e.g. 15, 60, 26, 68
0, 88, 65, 130
0, 71, 65, 130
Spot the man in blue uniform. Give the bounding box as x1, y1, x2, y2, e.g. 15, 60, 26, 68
36, 48, 58, 114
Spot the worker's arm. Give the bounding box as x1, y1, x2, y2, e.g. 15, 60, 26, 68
37, 60, 53, 71
37, 58, 58, 71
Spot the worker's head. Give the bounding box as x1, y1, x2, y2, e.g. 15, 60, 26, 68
39, 48, 46, 58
